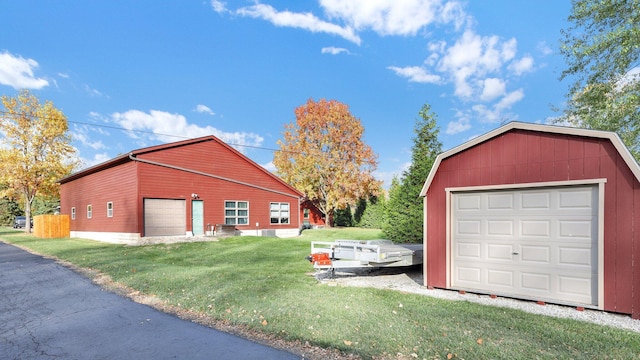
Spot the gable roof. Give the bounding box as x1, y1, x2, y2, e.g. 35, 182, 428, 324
420, 122, 640, 197
59, 135, 303, 197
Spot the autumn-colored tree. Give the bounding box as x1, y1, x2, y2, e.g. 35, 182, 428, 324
274, 98, 381, 226
0, 90, 78, 232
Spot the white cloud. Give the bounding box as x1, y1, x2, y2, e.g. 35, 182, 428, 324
210, 0, 227, 14
261, 161, 276, 173
73, 128, 106, 150
473, 89, 524, 123
229, 1, 470, 45
480, 77, 506, 101
319, 0, 469, 36
537, 41, 553, 56
78, 152, 112, 169
194, 104, 215, 115
509, 55, 534, 75
236, 3, 361, 45
440, 1, 472, 31
0, 51, 49, 89
387, 66, 441, 84
84, 84, 104, 97
111, 109, 263, 152
446, 116, 471, 135
495, 88, 524, 111
436, 30, 518, 100
321, 46, 350, 55
472, 104, 497, 123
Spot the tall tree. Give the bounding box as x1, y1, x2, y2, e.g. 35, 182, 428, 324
0, 90, 77, 232
559, 0, 640, 158
355, 194, 387, 229
273, 98, 381, 226
383, 103, 442, 243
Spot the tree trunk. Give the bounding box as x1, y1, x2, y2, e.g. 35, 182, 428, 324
326, 208, 334, 227
24, 192, 33, 234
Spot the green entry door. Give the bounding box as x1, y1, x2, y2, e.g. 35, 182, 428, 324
192, 200, 204, 236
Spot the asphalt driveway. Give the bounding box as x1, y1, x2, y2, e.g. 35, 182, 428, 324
0, 242, 300, 360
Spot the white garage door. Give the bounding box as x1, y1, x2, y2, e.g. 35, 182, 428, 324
452, 185, 598, 306
144, 199, 186, 236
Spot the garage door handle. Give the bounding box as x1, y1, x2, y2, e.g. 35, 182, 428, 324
512, 252, 519, 255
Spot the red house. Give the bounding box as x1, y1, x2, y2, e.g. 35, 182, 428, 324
300, 199, 326, 229
59, 135, 304, 244
420, 122, 640, 319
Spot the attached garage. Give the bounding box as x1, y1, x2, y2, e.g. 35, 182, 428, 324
421, 122, 640, 319
144, 199, 187, 236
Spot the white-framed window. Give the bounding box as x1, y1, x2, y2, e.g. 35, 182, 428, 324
303, 208, 310, 219
270, 202, 290, 224
107, 202, 113, 218
225, 201, 248, 225
87, 204, 92, 219
71, 207, 76, 220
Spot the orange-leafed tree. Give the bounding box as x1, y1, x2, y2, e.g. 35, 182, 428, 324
0, 90, 78, 232
274, 98, 381, 226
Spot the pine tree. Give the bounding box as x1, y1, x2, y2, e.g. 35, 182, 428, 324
355, 194, 387, 229
383, 103, 442, 243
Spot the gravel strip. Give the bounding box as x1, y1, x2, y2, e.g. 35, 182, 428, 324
317, 266, 640, 333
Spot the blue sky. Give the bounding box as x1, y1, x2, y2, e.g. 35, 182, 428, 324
0, 1, 572, 188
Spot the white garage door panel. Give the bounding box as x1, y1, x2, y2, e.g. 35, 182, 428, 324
487, 270, 513, 286
144, 199, 186, 237
521, 272, 550, 291
457, 266, 482, 283
520, 246, 550, 263
487, 244, 513, 260
521, 220, 550, 237
452, 186, 598, 306
457, 242, 481, 258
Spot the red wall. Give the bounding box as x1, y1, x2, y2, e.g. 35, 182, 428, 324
136, 161, 300, 234
60, 162, 139, 233
300, 200, 326, 226
138, 139, 297, 196
424, 129, 640, 318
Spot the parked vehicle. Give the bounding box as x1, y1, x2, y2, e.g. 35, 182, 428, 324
13, 216, 26, 228
13, 216, 32, 229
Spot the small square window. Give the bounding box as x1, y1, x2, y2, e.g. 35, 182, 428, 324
107, 202, 113, 218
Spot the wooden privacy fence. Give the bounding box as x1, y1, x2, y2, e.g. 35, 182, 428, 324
34, 215, 70, 239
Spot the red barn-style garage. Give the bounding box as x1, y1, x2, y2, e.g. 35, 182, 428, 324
420, 122, 640, 319
60, 135, 303, 244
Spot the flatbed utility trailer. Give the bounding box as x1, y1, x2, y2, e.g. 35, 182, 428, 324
306, 239, 423, 271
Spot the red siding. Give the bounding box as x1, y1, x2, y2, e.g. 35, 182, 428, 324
137, 162, 300, 235
137, 139, 296, 196
300, 200, 326, 226
425, 129, 640, 318
60, 162, 139, 233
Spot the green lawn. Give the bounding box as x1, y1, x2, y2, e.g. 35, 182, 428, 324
2, 228, 639, 359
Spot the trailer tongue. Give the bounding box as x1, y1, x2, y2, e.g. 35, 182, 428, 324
306, 239, 423, 272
